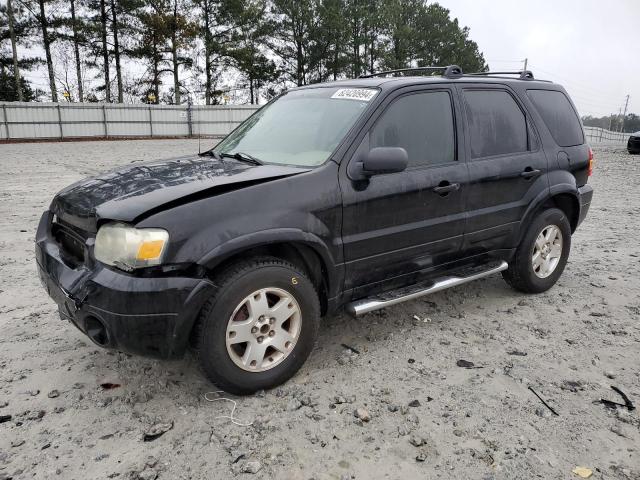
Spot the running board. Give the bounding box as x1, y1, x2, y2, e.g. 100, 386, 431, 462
346, 260, 508, 317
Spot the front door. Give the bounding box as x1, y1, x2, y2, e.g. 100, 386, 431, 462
339, 85, 468, 297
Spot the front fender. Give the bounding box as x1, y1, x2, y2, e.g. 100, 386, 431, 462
197, 228, 334, 268
196, 228, 342, 299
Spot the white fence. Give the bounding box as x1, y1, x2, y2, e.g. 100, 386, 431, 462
584, 126, 630, 145
0, 102, 259, 141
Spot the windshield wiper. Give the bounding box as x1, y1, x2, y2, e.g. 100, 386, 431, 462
199, 149, 222, 160
219, 151, 263, 166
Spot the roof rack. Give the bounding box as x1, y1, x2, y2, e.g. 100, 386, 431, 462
359, 65, 463, 79
467, 70, 535, 80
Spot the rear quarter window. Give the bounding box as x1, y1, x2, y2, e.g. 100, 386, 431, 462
527, 89, 584, 147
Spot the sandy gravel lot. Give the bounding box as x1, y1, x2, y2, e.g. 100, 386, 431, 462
0, 140, 639, 480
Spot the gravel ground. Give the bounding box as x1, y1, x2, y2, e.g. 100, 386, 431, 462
0, 140, 639, 480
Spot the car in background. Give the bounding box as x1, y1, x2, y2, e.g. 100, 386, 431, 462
628, 131, 640, 154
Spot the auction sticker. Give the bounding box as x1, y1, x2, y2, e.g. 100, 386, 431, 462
331, 88, 378, 102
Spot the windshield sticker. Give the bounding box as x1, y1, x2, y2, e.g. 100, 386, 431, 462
331, 88, 378, 102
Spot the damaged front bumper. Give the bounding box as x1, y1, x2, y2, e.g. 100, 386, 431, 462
35, 211, 215, 359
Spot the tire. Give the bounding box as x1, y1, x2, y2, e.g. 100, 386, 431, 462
194, 256, 320, 395
502, 208, 571, 293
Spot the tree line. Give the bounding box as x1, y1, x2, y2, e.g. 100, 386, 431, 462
0, 0, 487, 105
582, 114, 640, 134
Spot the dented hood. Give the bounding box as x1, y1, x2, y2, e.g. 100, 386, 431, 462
50, 154, 309, 232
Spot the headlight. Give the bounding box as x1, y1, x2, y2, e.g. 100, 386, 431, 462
94, 222, 169, 271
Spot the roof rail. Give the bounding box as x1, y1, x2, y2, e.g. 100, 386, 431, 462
467, 70, 535, 80
360, 65, 463, 79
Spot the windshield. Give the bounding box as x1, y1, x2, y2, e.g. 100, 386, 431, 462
214, 87, 378, 167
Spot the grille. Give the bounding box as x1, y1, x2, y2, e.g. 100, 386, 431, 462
52, 219, 87, 265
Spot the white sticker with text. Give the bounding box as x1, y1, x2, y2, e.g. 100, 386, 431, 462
331, 88, 378, 102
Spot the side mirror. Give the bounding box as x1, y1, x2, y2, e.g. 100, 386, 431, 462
362, 147, 408, 176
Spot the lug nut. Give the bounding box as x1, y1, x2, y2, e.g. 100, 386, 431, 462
268, 330, 275, 337
269, 317, 275, 324
257, 336, 264, 343
251, 326, 258, 334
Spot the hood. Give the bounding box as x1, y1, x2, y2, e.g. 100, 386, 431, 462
51, 154, 309, 232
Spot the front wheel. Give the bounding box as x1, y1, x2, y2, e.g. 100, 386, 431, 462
502, 208, 571, 293
194, 257, 320, 395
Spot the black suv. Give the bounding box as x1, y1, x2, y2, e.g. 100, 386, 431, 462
36, 66, 593, 394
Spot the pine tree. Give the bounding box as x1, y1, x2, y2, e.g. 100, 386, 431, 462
29, 0, 60, 101
226, 0, 276, 104
269, 0, 317, 86
68, 0, 84, 101
167, 0, 197, 104
1, 0, 41, 101
5, 0, 24, 100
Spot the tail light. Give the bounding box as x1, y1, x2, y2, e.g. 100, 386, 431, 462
588, 148, 594, 176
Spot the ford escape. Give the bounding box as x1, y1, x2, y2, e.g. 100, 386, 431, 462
36, 66, 594, 394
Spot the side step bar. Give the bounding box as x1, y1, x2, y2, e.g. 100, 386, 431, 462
346, 260, 508, 317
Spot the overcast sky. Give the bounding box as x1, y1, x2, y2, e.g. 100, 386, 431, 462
441, 0, 638, 117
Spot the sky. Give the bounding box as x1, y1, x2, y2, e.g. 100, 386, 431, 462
440, 0, 639, 118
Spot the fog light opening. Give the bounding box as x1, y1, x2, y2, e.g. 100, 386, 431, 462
85, 316, 109, 347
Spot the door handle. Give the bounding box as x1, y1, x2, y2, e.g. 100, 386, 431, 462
433, 182, 460, 195
520, 167, 542, 179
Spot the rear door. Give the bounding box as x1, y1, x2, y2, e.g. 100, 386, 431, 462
457, 84, 548, 255
340, 84, 468, 296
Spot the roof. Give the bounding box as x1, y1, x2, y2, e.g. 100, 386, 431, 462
295, 74, 557, 92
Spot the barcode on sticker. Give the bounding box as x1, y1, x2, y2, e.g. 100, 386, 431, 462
331, 88, 378, 102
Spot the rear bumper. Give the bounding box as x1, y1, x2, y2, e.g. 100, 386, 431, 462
628, 137, 640, 153
577, 184, 593, 228
35, 211, 215, 359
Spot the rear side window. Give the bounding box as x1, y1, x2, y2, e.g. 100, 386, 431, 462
527, 89, 584, 147
463, 90, 528, 159
371, 91, 455, 167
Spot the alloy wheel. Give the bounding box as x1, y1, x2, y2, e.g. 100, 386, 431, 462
531, 224, 563, 279
225, 287, 301, 372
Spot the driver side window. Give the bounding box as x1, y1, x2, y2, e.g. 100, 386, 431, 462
370, 91, 456, 168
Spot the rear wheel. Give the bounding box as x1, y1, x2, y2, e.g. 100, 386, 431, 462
502, 208, 571, 293
194, 257, 320, 395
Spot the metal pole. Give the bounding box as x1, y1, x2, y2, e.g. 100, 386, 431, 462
187, 98, 193, 138
102, 104, 108, 138
621, 94, 630, 133
2, 104, 9, 139
148, 105, 153, 137
57, 104, 64, 139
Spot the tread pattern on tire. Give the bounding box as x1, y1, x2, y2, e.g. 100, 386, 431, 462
503, 207, 571, 294
192, 256, 319, 393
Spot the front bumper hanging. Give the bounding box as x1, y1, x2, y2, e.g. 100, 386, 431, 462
35, 211, 215, 359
